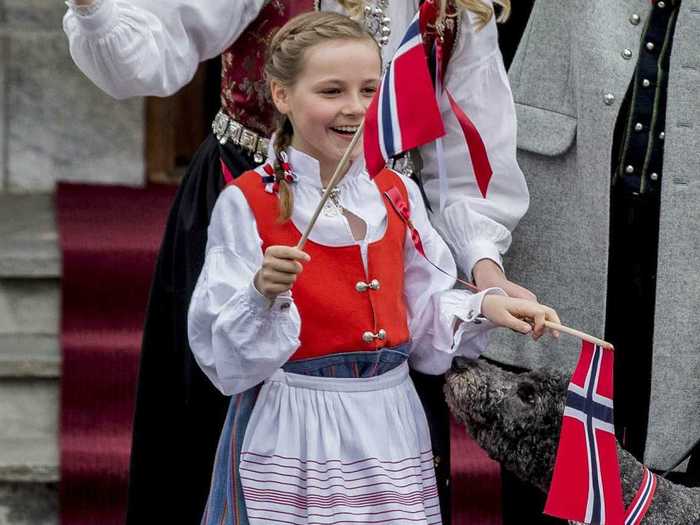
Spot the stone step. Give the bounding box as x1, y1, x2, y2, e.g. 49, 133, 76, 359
0, 194, 59, 279
0, 379, 58, 484
0, 280, 59, 339
0, 192, 61, 490
0, 482, 58, 525
0, 335, 60, 379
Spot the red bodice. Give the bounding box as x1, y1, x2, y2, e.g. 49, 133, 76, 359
219, 0, 315, 136
232, 167, 411, 360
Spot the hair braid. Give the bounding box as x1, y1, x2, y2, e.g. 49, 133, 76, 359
273, 116, 295, 223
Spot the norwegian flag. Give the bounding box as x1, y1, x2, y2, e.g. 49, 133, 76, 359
623, 466, 657, 525
544, 341, 625, 525
363, 13, 445, 178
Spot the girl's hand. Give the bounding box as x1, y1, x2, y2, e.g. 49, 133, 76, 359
473, 259, 537, 301
481, 295, 561, 341
254, 246, 310, 299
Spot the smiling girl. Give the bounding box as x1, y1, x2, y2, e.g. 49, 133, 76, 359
187, 12, 557, 524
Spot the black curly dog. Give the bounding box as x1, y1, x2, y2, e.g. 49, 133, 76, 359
444, 358, 700, 525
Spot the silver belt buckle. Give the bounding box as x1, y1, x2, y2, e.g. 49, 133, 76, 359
212, 109, 267, 162
239, 129, 258, 152
255, 139, 269, 163
227, 119, 243, 144
212, 111, 229, 141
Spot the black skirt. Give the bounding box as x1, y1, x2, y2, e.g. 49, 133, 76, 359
125, 134, 259, 524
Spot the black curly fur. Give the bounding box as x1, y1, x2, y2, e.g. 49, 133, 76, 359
444, 358, 700, 525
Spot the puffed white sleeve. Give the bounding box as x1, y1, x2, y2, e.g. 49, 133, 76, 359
419, 8, 529, 277
63, 0, 266, 99
187, 185, 301, 396
399, 175, 505, 375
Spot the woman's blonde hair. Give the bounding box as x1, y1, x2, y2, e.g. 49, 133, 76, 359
337, 0, 511, 30
265, 12, 377, 222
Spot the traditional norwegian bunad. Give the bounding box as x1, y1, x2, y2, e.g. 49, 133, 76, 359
188, 146, 504, 524
63, 1, 527, 522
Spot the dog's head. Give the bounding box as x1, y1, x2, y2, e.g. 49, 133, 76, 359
444, 357, 569, 489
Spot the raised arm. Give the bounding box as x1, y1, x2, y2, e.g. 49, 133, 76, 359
419, 8, 531, 297
63, 0, 266, 99
187, 185, 301, 396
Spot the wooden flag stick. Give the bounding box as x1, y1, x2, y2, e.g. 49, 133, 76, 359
296, 120, 365, 250
544, 320, 614, 350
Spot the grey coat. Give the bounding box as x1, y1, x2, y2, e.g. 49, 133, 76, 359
488, 0, 700, 471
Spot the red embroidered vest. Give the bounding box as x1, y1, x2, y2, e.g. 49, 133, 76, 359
233, 168, 411, 361
219, 0, 315, 136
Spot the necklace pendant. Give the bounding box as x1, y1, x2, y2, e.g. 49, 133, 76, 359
321, 187, 343, 217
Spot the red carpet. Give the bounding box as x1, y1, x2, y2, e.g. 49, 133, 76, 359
57, 182, 176, 525
56, 181, 503, 524
451, 417, 503, 525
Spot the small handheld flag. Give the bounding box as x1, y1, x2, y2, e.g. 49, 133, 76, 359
544, 341, 625, 525
363, 13, 445, 178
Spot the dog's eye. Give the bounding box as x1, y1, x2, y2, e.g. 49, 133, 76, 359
516, 382, 536, 405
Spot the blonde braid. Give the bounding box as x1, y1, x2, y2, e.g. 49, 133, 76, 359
453, 0, 511, 29
273, 116, 295, 223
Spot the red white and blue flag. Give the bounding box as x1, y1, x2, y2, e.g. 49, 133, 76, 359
363, 13, 445, 178
544, 341, 625, 525
623, 466, 657, 525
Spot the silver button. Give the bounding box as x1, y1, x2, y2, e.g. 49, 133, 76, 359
622, 48, 633, 59
646, 42, 655, 51
376, 329, 387, 341
659, 131, 665, 140
650, 172, 659, 181
369, 279, 381, 290
362, 331, 375, 343
630, 13, 641, 25
355, 281, 369, 292
658, 1, 665, 7
642, 78, 651, 87
625, 165, 635, 174
604, 93, 615, 105
634, 123, 643, 132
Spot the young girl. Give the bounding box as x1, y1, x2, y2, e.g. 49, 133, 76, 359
65, 1, 532, 521
188, 12, 557, 524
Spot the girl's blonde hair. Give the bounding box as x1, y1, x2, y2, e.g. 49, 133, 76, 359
337, 0, 511, 30
265, 12, 378, 222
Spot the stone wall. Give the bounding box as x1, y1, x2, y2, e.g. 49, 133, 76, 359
0, 3, 143, 521
1, 0, 145, 193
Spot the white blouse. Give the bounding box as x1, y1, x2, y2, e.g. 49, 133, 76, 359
64, 0, 527, 277
187, 147, 503, 395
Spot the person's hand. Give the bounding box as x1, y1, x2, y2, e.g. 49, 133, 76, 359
254, 246, 310, 299
481, 295, 561, 341
472, 258, 536, 301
